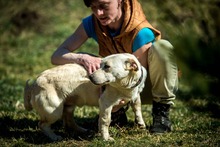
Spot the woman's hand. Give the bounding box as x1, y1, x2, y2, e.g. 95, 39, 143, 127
78, 54, 102, 74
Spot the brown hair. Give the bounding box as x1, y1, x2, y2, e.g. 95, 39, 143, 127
83, 0, 94, 7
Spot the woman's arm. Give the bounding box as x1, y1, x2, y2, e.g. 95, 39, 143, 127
51, 23, 101, 74
51, 23, 88, 65
133, 42, 152, 68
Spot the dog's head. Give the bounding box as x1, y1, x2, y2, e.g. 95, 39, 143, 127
89, 53, 146, 89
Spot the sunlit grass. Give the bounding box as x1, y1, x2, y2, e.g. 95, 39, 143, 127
0, 101, 219, 146
0, 0, 219, 146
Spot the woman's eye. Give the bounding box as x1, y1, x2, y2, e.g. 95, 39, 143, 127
91, 4, 109, 11
100, 4, 109, 10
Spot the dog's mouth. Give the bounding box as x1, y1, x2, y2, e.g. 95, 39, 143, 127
89, 75, 110, 85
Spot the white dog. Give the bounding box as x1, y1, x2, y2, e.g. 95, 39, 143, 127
24, 53, 147, 141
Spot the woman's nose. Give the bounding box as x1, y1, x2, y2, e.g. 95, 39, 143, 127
96, 9, 104, 16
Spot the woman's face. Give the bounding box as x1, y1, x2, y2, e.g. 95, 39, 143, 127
90, 0, 122, 26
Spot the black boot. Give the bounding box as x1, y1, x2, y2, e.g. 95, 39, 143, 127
150, 101, 172, 134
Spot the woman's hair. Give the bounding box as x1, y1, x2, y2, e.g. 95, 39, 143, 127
84, 0, 124, 8
83, 0, 94, 7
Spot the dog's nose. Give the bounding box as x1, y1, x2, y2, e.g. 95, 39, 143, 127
89, 74, 103, 85
89, 75, 97, 84
89, 74, 93, 81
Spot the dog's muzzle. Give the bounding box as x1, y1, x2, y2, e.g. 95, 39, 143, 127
89, 75, 99, 85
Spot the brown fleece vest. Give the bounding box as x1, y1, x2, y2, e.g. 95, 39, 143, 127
93, 0, 161, 57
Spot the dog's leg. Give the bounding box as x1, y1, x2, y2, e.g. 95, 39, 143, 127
38, 104, 63, 141
37, 93, 64, 141
63, 105, 88, 135
98, 97, 114, 141
131, 95, 146, 129
39, 120, 63, 141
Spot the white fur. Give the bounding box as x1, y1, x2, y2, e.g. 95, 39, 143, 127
24, 53, 147, 141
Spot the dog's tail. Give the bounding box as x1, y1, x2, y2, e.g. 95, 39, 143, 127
24, 79, 33, 111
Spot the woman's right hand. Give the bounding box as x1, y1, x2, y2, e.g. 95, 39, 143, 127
78, 54, 102, 74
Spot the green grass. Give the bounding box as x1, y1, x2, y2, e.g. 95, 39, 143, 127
0, 101, 219, 146
0, 0, 219, 146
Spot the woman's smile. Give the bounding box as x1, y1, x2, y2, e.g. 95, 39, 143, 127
98, 16, 110, 25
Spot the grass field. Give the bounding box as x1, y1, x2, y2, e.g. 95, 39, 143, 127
0, 0, 219, 146
0, 100, 219, 146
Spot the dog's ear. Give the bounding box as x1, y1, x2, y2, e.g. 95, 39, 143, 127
125, 59, 139, 71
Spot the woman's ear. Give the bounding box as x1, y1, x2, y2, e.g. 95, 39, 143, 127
125, 58, 139, 71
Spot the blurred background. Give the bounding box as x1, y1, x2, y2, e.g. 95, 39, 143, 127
0, 0, 219, 110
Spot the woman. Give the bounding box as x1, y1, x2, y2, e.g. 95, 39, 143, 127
51, 0, 178, 134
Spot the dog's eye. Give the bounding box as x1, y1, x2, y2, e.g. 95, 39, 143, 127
104, 64, 110, 69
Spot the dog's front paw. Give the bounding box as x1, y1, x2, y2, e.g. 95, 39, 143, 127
137, 123, 146, 129
135, 119, 146, 129
103, 136, 114, 141
96, 132, 114, 141
135, 121, 146, 129
102, 133, 115, 141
